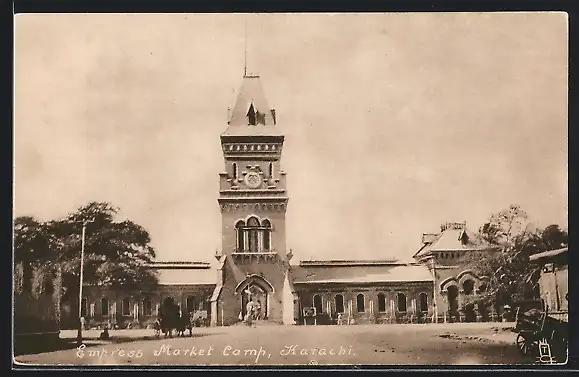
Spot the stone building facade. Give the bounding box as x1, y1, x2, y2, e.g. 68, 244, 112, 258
413, 222, 500, 322
81, 262, 215, 329
78, 74, 498, 328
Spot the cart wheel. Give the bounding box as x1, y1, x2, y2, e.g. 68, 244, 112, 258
516, 334, 528, 355
516, 334, 536, 356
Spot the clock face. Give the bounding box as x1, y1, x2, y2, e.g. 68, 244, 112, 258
244, 172, 262, 188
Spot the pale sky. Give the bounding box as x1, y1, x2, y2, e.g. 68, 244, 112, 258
14, 13, 568, 263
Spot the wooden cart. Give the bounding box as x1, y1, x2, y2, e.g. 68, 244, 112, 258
512, 306, 548, 356
512, 247, 569, 362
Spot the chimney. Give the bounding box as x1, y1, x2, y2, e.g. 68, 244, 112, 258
271, 109, 276, 125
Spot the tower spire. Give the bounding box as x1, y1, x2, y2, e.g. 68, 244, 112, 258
244, 17, 248, 77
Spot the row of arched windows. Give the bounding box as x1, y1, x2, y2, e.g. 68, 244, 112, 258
232, 163, 274, 181
86, 296, 207, 317
235, 217, 272, 252
312, 293, 429, 314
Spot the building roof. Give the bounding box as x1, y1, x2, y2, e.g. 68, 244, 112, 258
299, 259, 400, 267
150, 261, 216, 286
529, 247, 568, 262
222, 75, 282, 137
291, 263, 433, 285
148, 261, 212, 269
413, 222, 490, 259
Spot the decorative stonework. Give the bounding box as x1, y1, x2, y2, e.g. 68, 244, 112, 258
219, 203, 287, 213
231, 252, 279, 264
240, 166, 265, 189
222, 143, 282, 154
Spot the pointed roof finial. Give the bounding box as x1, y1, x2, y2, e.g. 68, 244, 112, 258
244, 17, 248, 77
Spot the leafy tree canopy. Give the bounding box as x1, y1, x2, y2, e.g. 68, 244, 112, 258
14, 202, 158, 298
464, 205, 567, 308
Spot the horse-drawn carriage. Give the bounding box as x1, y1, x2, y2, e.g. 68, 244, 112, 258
512, 247, 568, 362
153, 298, 196, 338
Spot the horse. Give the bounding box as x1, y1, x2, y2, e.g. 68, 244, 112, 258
175, 311, 193, 337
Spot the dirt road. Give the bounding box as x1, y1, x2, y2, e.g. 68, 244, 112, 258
15, 323, 533, 366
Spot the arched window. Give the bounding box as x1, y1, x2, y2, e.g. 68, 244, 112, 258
396, 293, 407, 312
142, 298, 152, 316
335, 294, 344, 313
186, 296, 197, 313
356, 294, 365, 313
377, 293, 386, 312
101, 297, 109, 316
232, 163, 238, 180
419, 293, 428, 312
313, 294, 323, 315
463, 280, 474, 295
262, 219, 272, 250
247, 217, 260, 252
235, 220, 245, 251
122, 298, 131, 316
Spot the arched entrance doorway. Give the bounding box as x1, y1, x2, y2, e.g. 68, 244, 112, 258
236, 275, 274, 320
447, 286, 459, 322
462, 280, 476, 322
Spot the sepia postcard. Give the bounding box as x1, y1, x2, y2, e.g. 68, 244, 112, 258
13, 12, 569, 368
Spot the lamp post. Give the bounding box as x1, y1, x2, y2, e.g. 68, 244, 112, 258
76, 222, 87, 345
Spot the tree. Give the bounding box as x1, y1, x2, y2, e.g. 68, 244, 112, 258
540, 224, 568, 251
478, 204, 530, 246
14, 202, 159, 301
13, 216, 53, 293
464, 205, 541, 308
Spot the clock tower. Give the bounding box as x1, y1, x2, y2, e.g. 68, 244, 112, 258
211, 74, 296, 326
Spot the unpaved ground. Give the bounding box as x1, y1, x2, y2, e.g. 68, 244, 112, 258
15, 323, 533, 366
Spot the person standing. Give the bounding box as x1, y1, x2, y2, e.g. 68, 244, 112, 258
244, 300, 254, 327
255, 300, 262, 320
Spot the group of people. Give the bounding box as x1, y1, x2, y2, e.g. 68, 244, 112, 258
242, 299, 263, 326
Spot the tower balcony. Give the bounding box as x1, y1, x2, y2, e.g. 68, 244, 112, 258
231, 249, 279, 264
